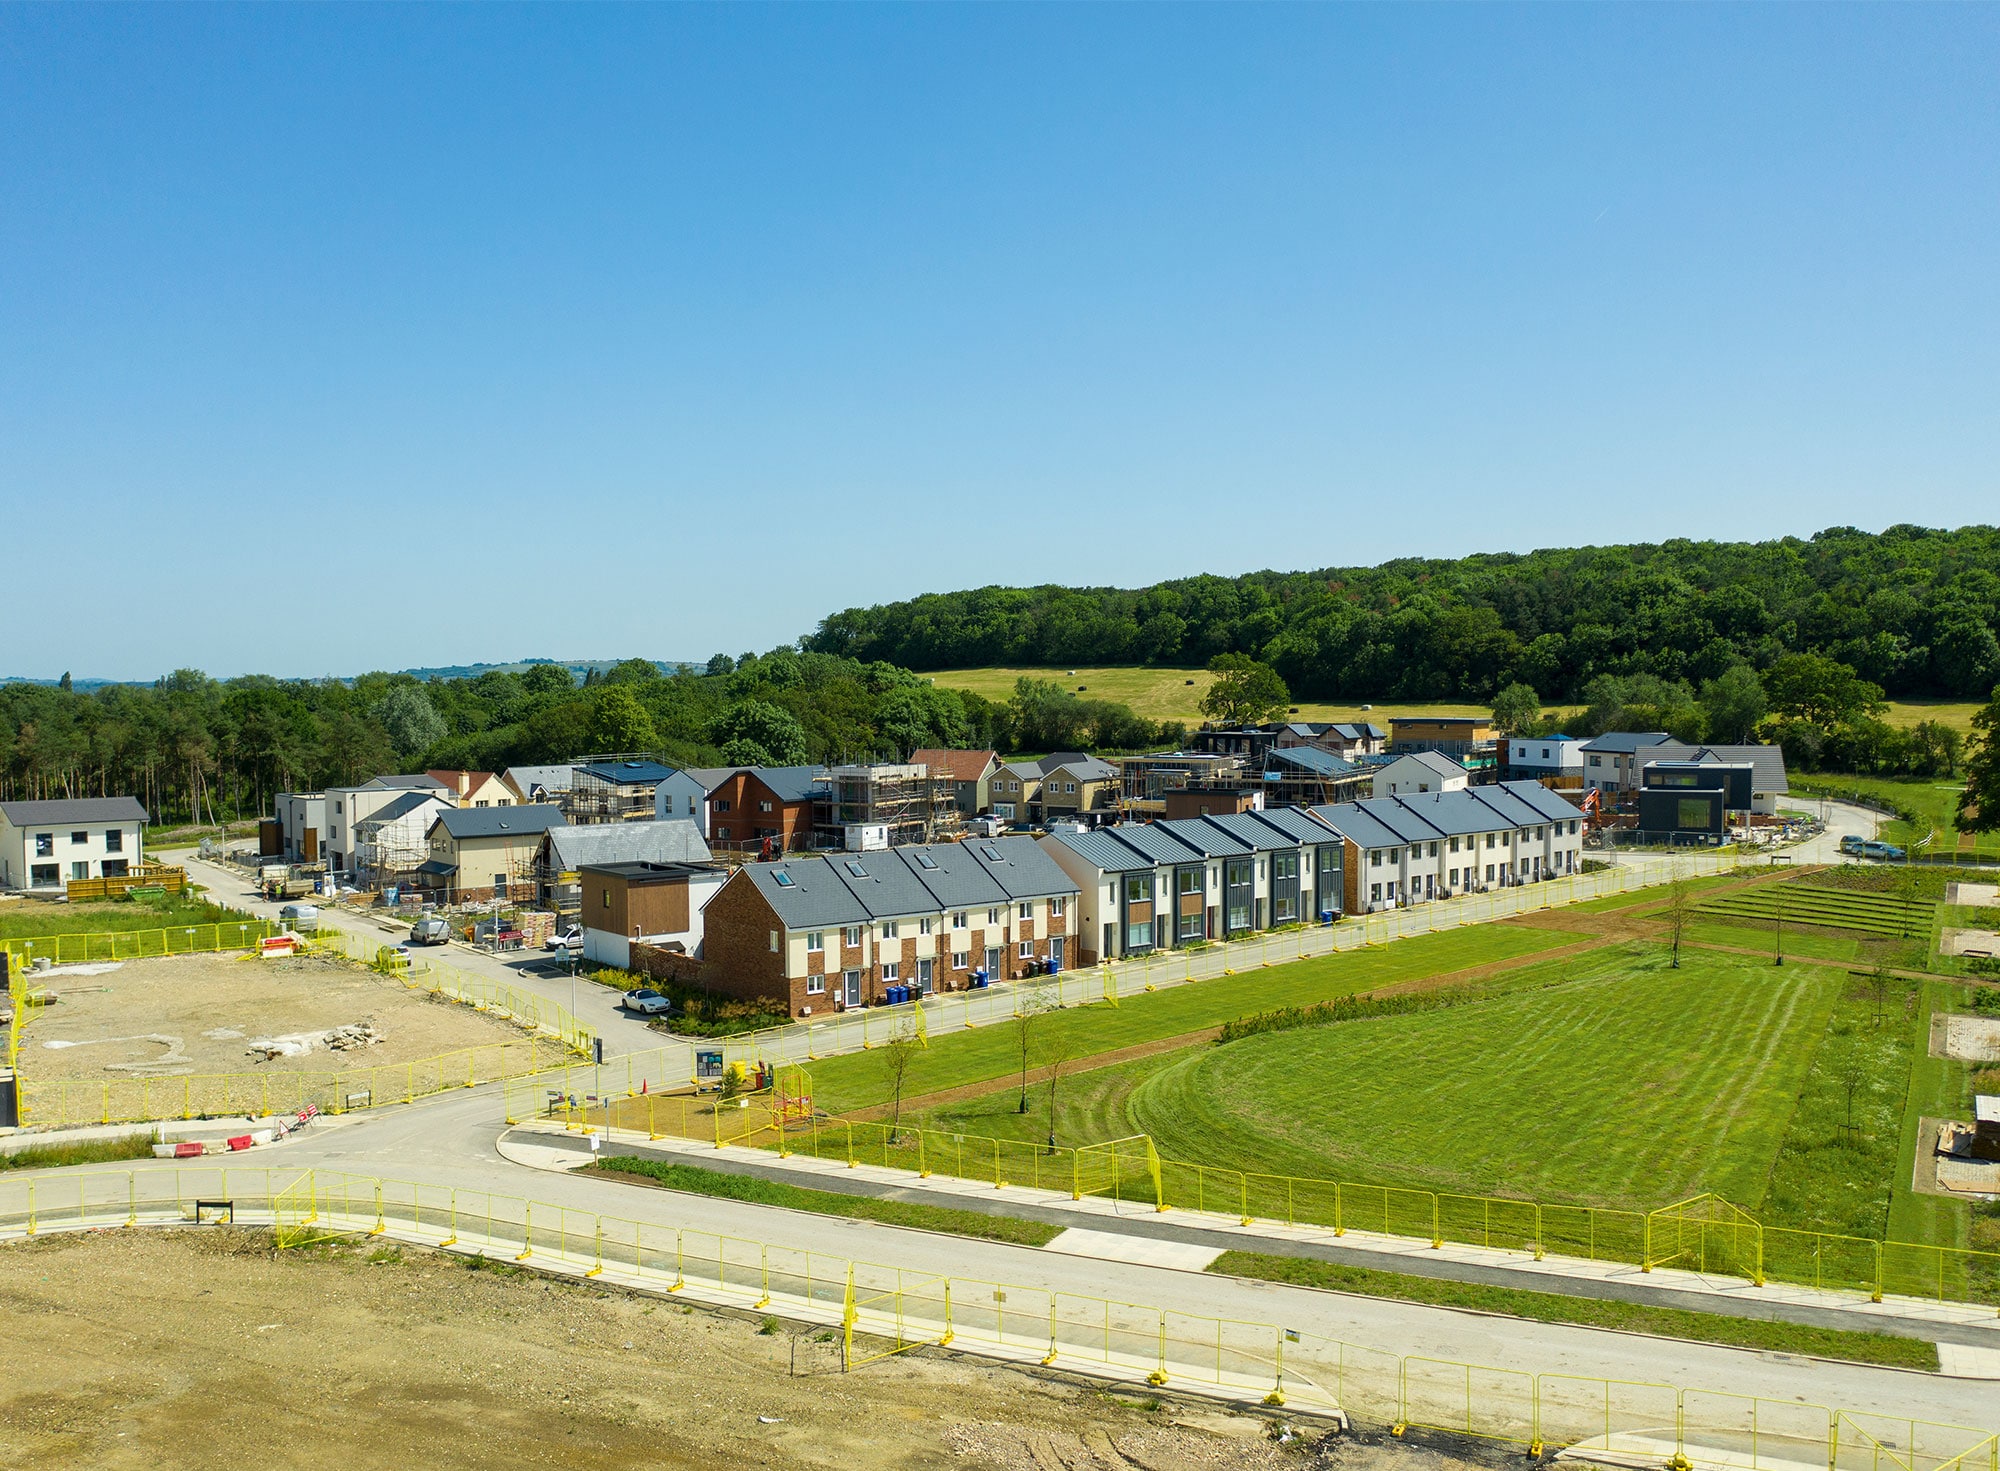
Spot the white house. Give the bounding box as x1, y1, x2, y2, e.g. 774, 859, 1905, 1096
351, 791, 453, 885
322, 774, 453, 876
0, 797, 148, 892
272, 791, 326, 863
1504, 735, 1587, 780
1371, 751, 1470, 798
1579, 733, 1673, 798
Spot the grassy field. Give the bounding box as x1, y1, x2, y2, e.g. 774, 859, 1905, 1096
1880, 699, 1990, 735
1695, 883, 1937, 939
802, 921, 1580, 1114
1675, 917, 1928, 969
925, 666, 1490, 729
0, 893, 241, 942
1794, 773, 2000, 861
1117, 946, 1836, 1212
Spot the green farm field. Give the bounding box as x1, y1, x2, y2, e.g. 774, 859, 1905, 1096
925, 666, 1490, 729
802, 920, 1581, 1114
0, 893, 240, 943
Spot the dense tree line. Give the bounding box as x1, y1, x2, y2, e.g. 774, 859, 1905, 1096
0, 651, 1180, 825
805, 525, 2000, 702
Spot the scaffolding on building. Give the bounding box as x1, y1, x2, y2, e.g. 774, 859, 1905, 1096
813, 762, 962, 849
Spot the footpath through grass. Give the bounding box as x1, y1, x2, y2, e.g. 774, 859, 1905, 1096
588, 1155, 1061, 1246
803, 921, 1579, 1115
1211, 1251, 1939, 1371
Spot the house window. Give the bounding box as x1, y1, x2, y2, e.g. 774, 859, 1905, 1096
716, 826, 731, 840
1179, 869, 1202, 895
105, 829, 122, 853
1370, 883, 1382, 903
882, 921, 898, 940
715, 798, 732, 812
31, 863, 58, 886
601, 890, 611, 909
1018, 939, 1032, 958
475, 800, 489, 808
1065, 782, 1076, 794
1018, 902, 1031, 920
1123, 875, 1152, 903
493, 876, 508, 898
1485, 864, 1496, 882
70, 831, 88, 846
1369, 849, 1382, 867
951, 911, 967, 929
34, 833, 52, 857
1485, 833, 1495, 848
844, 925, 862, 946
919, 917, 933, 935
953, 951, 968, 970
70, 861, 89, 881
986, 907, 1001, 926
1050, 897, 1065, 918
1178, 910, 1202, 939
1569, 820, 1578, 835
807, 974, 825, 996
1427, 843, 1438, 858
769, 930, 780, 952
1449, 837, 1459, 853
759, 801, 772, 813
807, 931, 824, 953
881, 962, 899, 982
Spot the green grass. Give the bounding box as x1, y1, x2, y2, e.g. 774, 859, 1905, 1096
1677, 917, 1927, 969
1119, 946, 1839, 1212
588, 1156, 1061, 1245
0, 894, 241, 942
1890, 981, 1978, 1252
0, 1135, 156, 1171
803, 921, 1580, 1114
1695, 883, 1937, 940
1794, 773, 1999, 860
1210, 1251, 1938, 1370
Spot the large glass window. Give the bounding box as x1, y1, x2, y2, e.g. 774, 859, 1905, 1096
1124, 874, 1152, 903
1125, 920, 1153, 949
1178, 868, 1202, 894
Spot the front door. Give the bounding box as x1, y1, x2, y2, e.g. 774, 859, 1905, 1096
1050, 936, 1065, 970
843, 970, 861, 1006
985, 945, 1001, 977
917, 958, 933, 993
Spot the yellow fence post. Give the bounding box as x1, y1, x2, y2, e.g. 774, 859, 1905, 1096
516, 1204, 533, 1261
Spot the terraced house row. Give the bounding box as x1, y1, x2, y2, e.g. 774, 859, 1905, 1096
699, 835, 1077, 1016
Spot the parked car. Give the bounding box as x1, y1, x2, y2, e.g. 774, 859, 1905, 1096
543, 923, 583, 952
619, 988, 672, 1016
1859, 840, 1907, 861
1838, 835, 1865, 855
278, 903, 319, 934
409, 916, 452, 946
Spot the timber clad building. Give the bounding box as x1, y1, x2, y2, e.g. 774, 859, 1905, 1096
698, 836, 1079, 1017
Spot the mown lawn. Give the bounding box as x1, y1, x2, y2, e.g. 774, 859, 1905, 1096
803, 922, 1580, 1114
1119, 945, 1838, 1212
926, 666, 1492, 729
1794, 772, 1998, 860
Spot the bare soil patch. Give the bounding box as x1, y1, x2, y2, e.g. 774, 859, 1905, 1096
0, 1227, 1445, 1470
21, 950, 561, 1081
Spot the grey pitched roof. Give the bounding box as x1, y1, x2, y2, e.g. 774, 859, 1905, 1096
1578, 732, 1672, 754
1383, 790, 1509, 837
1245, 806, 1341, 846
1305, 803, 1409, 850
352, 790, 446, 830
366, 773, 451, 792
1045, 828, 1156, 873
431, 804, 567, 840
1265, 746, 1356, 776
1386, 751, 1467, 781
503, 764, 575, 798
824, 849, 941, 918
999, 760, 1046, 781
0, 796, 148, 826
684, 767, 741, 793
1351, 798, 1448, 844
546, 819, 712, 872
1331, 722, 1386, 741
745, 859, 872, 930
965, 834, 1083, 898
1100, 823, 1209, 866
753, 766, 828, 803
890, 843, 1011, 909
1641, 743, 1789, 795
1188, 811, 1300, 853
1042, 754, 1118, 783
1492, 779, 1586, 822
1162, 816, 1253, 856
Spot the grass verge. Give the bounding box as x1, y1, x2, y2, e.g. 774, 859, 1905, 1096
1210, 1250, 1940, 1371
0, 1135, 156, 1171
587, 1155, 1062, 1246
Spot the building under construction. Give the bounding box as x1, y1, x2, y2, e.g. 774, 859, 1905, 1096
811, 762, 961, 850
565, 758, 675, 824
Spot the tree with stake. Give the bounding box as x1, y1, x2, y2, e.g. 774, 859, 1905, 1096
1867, 966, 1895, 1029
1894, 864, 1926, 941
1838, 1057, 1869, 1137
880, 1024, 920, 1145
1663, 869, 1694, 969
1012, 987, 1053, 1115
1044, 1033, 1077, 1155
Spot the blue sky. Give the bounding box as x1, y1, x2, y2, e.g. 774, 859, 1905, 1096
3, 6, 1996, 679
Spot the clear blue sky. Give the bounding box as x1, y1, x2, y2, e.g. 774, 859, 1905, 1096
4, 6, 1996, 680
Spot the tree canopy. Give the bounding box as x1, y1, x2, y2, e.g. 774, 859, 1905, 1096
804, 525, 2000, 702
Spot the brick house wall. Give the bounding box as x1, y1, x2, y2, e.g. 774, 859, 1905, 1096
693, 871, 790, 1009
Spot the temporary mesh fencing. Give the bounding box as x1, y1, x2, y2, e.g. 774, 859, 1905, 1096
2, 1163, 1992, 1471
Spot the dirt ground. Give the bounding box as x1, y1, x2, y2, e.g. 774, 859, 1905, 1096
0, 1229, 1503, 1471
21, 951, 559, 1081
